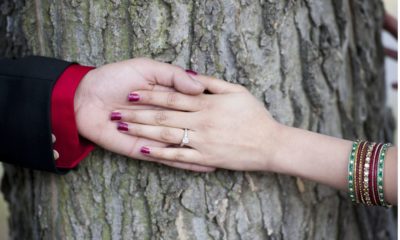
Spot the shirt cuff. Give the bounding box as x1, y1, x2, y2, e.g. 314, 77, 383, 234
51, 64, 95, 169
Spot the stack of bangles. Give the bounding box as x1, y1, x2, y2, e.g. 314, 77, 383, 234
348, 140, 392, 207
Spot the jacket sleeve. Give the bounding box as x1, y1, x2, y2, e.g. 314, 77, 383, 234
51, 64, 95, 170
0, 56, 72, 173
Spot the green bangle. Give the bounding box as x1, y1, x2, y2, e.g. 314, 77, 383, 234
348, 141, 359, 203
377, 143, 392, 207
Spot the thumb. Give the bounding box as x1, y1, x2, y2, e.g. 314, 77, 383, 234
131, 58, 205, 95
189, 74, 243, 94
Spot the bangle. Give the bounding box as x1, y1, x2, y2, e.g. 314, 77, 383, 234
377, 144, 392, 207
363, 142, 375, 206
369, 143, 382, 205
358, 142, 368, 204
348, 141, 359, 203
348, 141, 392, 207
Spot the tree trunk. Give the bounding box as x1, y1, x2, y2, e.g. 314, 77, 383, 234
0, 0, 397, 239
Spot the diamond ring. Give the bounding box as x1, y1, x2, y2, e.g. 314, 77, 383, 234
180, 128, 190, 147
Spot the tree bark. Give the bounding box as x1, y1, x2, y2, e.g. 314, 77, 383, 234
0, 0, 397, 239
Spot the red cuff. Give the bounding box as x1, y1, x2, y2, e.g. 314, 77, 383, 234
51, 64, 95, 169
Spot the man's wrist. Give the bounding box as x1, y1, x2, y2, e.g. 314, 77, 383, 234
51, 64, 96, 168
73, 69, 93, 114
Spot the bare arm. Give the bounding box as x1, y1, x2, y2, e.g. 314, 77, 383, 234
272, 125, 397, 205
111, 75, 398, 205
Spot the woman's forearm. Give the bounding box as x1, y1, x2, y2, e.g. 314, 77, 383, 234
384, 147, 397, 204
112, 75, 397, 205
269, 125, 397, 204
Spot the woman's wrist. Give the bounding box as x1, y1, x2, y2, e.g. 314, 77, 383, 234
257, 122, 291, 172
265, 124, 353, 191
265, 123, 293, 173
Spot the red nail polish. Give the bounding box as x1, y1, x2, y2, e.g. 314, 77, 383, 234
110, 112, 122, 121
140, 146, 150, 154
185, 69, 198, 76
128, 93, 140, 102
117, 122, 129, 131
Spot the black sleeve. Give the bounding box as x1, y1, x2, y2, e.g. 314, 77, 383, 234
0, 56, 72, 174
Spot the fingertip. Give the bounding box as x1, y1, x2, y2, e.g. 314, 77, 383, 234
185, 69, 198, 76
193, 75, 239, 94
140, 146, 151, 154
128, 92, 141, 102
192, 77, 206, 90
172, 69, 204, 95
117, 122, 129, 132
111, 111, 122, 121
184, 77, 205, 95
53, 150, 60, 160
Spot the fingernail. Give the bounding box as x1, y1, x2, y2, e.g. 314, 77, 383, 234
117, 122, 129, 131
110, 112, 122, 121
128, 92, 140, 102
140, 146, 150, 154
186, 69, 203, 89
185, 69, 198, 76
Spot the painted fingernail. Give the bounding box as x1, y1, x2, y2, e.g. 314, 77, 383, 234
110, 112, 122, 121
185, 69, 198, 76
128, 92, 140, 102
140, 146, 150, 154
117, 122, 129, 131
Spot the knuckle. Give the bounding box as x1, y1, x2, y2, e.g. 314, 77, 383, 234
198, 153, 208, 165
160, 128, 173, 141
196, 99, 208, 110
133, 125, 142, 135
174, 151, 186, 161
199, 121, 215, 131
143, 92, 153, 103
155, 111, 167, 125
166, 92, 178, 107
201, 154, 217, 167
128, 112, 138, 122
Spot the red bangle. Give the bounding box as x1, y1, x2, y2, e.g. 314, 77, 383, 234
369, 143, 382, 205
374, 144, 384, 206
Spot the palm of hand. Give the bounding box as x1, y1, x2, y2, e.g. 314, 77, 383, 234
74, 60, 174, 159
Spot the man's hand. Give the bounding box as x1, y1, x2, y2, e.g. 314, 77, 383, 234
73, 58, 215, 172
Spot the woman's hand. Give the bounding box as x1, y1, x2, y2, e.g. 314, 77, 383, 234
111, 75, 283, 171
73, 58, 215, 172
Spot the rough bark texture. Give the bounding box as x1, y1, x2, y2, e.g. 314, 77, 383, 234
0, 0, 397, 239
